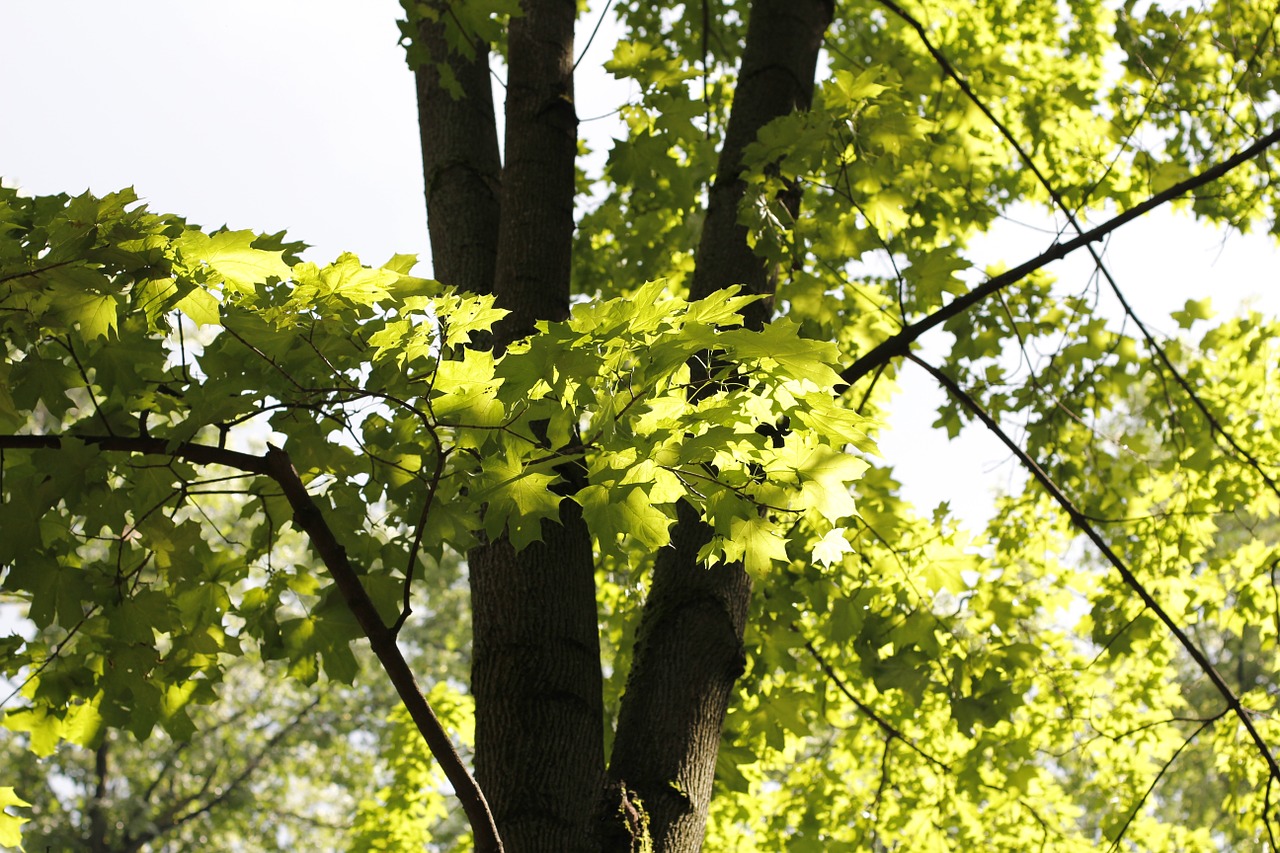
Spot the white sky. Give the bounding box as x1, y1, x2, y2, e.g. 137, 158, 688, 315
2, 1, 1277, 532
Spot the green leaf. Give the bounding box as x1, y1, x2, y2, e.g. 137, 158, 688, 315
811, 528, 854, 567
796, 446, 865, 523
174, 286, 220, 326
9, 356, 79, 418
579, 484, 672, 552
3, 706, 64, 757
728, 516, 789, 574
0, 787, 31, 849
59, 291, 118, 340
174, 229, 292, 294
61, 697, 105, 748
476, 444, 562, 551
439, 293, 507, 346
605, 41, 698, 89
381, 252, 420, 275
1171, 297, 1214, 329
685, 285, 758, 327
831, 67, 887, 101
720, 319, 844, 386
291, 253, 398, 307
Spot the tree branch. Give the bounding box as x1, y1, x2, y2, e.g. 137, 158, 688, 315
905, 353, 1280, 789
804, 633, 1060, 841
135, 698, 324, 850
0, 434, 271, 476
0, 432, 504, 853
875, 0, 1280, 507
260, 445, 502, 852
608, 2, 835, 849
801, 637, 949, 773
847, 8, 1280, 833
839, 122, 1280, 387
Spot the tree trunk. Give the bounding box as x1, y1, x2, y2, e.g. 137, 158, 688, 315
415, 2, 605, 851
606, 2, 833, 850
413, 6, 501, 297
689, 0, 833, 314
414, 0, 831, 848
468, 500, 603, 852
604, 502, 752, 852
491, 0, 579, 344
88, 738, 110, 853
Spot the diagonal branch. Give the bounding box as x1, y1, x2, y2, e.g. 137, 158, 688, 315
1105, 715, 1220, 853
802, 637, 949, 773
804, 633, 1061, 841
839, 122, 1280, 388
129, 698, 324, 853
260, 445, 503, 852
904, 353, 1280, 790
0, 432, 504, 853
875, 0, 1280, 504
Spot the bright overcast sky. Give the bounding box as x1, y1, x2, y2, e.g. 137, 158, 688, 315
2, 1, 1277, 530
2, 1, 429, 264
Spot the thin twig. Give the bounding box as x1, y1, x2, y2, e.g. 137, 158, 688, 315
907, 353, 1280, 787
875, 0, 1280, 501
0, 431, 504, 852
839, 122, 1280, 387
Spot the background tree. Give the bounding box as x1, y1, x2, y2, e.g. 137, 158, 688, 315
3, 1, 1280, 851
2, 508, 475, 852
4, 656, 360, 852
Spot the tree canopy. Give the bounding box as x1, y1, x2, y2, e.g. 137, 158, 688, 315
3, 0, 1280, 850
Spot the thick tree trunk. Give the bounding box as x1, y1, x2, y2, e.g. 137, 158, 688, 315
414, 0, 830, 848
491, 0, 579, 343
413, 9, 501, 296
604, 502, 752, 852
416, 2, 604, 851
606, 2, 833, 850
469, 500, 603, 852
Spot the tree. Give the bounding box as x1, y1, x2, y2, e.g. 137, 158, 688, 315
3, 0, 1280, 851
2, 543, 476, 852
4, 655, 362, 852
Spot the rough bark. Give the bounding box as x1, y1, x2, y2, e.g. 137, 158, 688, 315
689, 0, 832, 313
604, 502, 752, 852
412, 0, 831, 848
469, 500, 604, 852
413, 7, 502, 296
491, 0, 580, 344
476, 2, 603, 848
606, 2, 834, 851
415, 2, 604, 850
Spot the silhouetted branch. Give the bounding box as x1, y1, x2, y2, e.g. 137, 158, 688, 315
906, 354, 1280, 795
839, 123, 1280, 388
0, 432, 504, 853
875, 0, 1280, 504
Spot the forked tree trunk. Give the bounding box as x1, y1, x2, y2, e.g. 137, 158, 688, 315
414, 1, 832, 850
